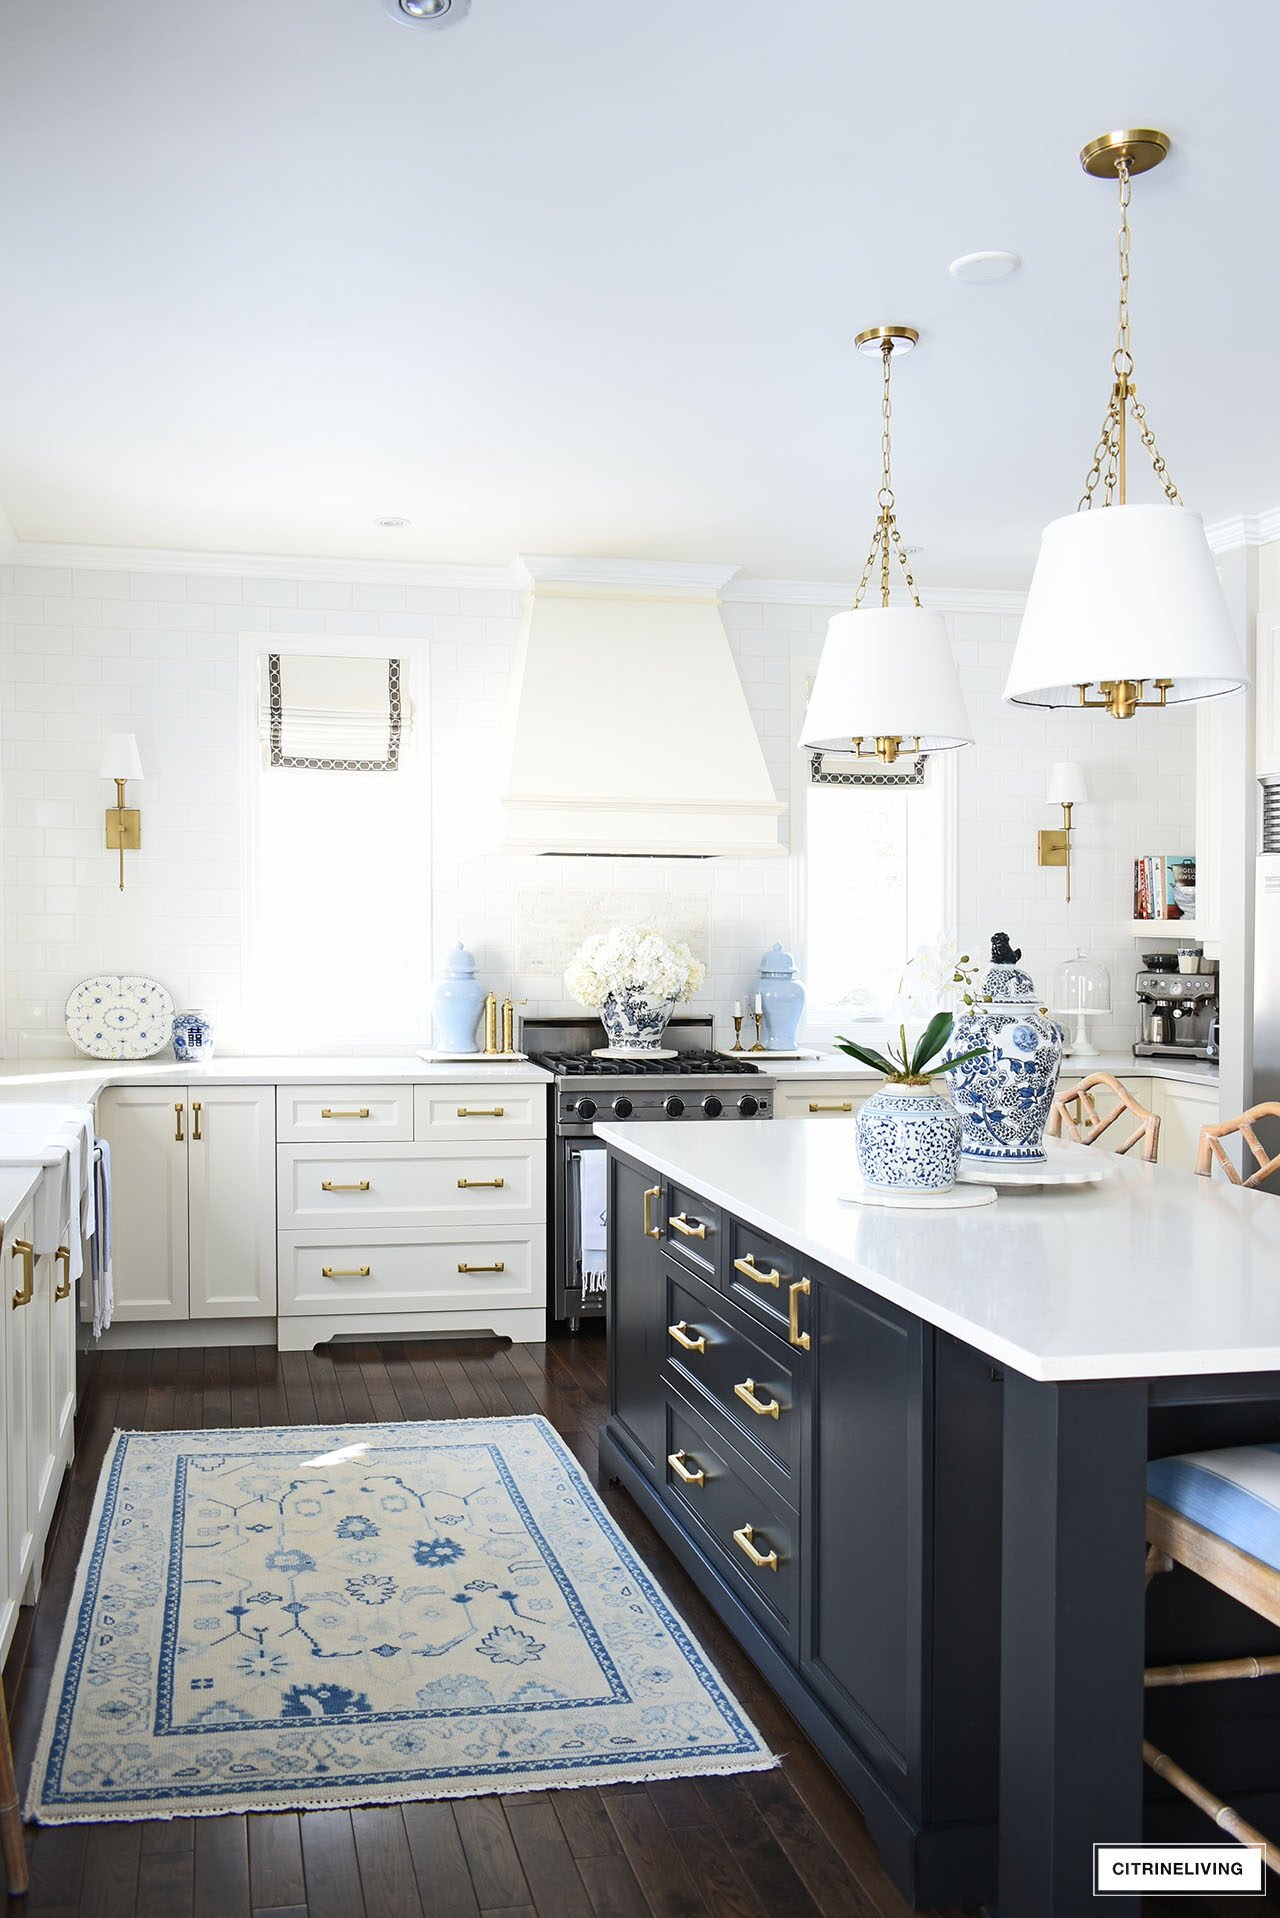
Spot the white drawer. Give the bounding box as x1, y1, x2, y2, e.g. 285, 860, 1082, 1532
276, 1085, 414, 1143
277, 1228, 545, 1316
414, 1082, 547, 1141
277, 1140, 546, 1229
775, 1081, 870, 1120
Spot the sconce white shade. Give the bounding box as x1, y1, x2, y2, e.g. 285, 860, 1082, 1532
99, 733, 144, 781
799, 607, 973, 752
1046, 762, 1088, 807
1005, 504, 1249, 708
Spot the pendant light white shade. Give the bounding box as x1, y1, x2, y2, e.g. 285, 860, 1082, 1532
799, 606, 973, 753
1005, 504, 1248, 709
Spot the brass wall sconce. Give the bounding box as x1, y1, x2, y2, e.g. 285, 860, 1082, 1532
100, 733, 144, 890
1039, 762, 1088, 902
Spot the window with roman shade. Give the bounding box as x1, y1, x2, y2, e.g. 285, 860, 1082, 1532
261, 652, 403, 770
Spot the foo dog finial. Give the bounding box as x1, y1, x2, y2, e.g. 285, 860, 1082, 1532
991, 932, 1022, 966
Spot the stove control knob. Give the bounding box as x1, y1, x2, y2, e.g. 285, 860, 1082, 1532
612, 1096, 634, 1119
575, 1097, 597, 1120
737, 1094, 760, 1117
663, 1095, 685, 1118
701, 1095, 723, 1117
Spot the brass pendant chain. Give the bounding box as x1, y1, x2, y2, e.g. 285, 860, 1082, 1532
852, 340, 923, 610
1078, 155, 1181, 510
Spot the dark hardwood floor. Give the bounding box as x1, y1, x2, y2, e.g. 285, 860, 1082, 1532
1, 1333, 1273, 1918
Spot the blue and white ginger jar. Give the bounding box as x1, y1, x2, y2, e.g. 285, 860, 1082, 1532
756, 942, 806, 1051
600, 988, 677, 1051
432, 943, 486, 1053
943, 934, 1065, 1164
172, 1008, 214, 1064
855, 1083, 963, 1193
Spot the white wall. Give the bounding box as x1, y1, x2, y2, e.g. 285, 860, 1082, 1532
0, 556, 1194, 1059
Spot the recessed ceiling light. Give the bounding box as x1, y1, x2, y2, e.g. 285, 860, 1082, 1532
382, 0, 470, 26
374, 516, 411, 528
949, 250, 1021, 284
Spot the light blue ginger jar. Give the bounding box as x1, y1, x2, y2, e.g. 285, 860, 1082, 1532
756, 942, 806, 1051
432, 944, 486, 1053
855, 1083, 964, 1192
943, 932, 1065, 1164
172, 1009, 214, 1064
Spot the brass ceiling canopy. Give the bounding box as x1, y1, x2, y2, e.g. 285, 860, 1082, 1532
854, 324, 919, 358
1079, 128, 1171, 179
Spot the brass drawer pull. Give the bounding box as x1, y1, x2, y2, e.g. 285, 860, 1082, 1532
54, 1245, 72, 1302
733, 1523, 779, 1572
322, 1108, 370, 1119
788, 1276, 812, 1351
733, 1252, 780, 1289
808, 1100, 853, 1114
642, 1184, 661, 1239
10, 1238, 34, 1310
667, 1320, 706, 1354
458, 1261, 506, 1274
457, 1177, 505, 1189
668, 1450, 706, 1487
321, 1265, 371, 1278
174, 1101, 185, 1143
669, 1212, 707, 1240
734, 1378, 781, 1420
192, 1100, 202, 1142
457, 1106, 504, 1118
322, 1179, 370, 1192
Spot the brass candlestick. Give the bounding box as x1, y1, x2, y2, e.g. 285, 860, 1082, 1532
730, 1014, 744, 1052
751, 1011, 766, 1052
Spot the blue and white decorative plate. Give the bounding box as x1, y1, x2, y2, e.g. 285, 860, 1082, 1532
65, 974, 176, 1060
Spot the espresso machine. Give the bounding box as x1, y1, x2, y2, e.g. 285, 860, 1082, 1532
1134, 968, 1220, 1061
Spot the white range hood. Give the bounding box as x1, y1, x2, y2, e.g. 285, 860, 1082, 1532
500, 558, 786, 857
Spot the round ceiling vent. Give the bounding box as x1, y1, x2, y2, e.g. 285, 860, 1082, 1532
382, 0, 470, 26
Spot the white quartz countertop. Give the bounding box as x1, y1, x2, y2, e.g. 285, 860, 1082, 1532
0, 1055, 552, 1101
595, 1119, 1274, 1385
757, 1048, 1217, 1088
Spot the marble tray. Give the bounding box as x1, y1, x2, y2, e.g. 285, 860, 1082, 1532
838, 1179, 997, 1211
955, 1138, 1115, 1188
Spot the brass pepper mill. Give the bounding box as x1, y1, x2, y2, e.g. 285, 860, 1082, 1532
500, 997, 527, 1055
483, 991, 499, 1054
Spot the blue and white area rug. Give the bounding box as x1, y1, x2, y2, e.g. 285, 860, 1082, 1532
27, 1417, 773, 1822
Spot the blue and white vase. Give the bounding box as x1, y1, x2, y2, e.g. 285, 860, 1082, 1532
756, 942, 806, 1051
431, 943, 487, 1053
943, 933, 1065, 1164
600, 987, 677, 1051
172, 1008, 214, 1064
855, 1082, 963, 1193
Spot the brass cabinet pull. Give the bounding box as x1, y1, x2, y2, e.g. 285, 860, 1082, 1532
321, 1265, 371, 1278
321, 1179, 370, 1192
458, 1261, 505, 1274
10, 1238, 34, 1310
733, 1523, 779, 1572
457, 1106, 504, 1118
322, 1108, 370, 1119
54, 1245, 72, 1302
667, 1320, 706, 1354
788, 1276, 812, 1352
174, 1102, 185, 1143
734, 1378, 781, 1420
668, 1450, 706, 1487
808, 1101, 853, 1114
733, 1252, 780, 1289
192, 1100, 202, 1142
669, 1212, 707, 1240
642, 1185, 661, 1239
457, 1177, 505, 1189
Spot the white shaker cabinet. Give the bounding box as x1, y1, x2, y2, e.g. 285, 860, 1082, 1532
773, 1078, 871, 1121
98, 1085, 275, 1321
1148, 1077, 1222, 1176
1, 1197, 36, 1651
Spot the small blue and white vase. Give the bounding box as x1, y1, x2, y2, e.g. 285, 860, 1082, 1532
855, 1082, 963, 1193
600, 987, 677, 1051
756, 942, 806, 1051
431, 943, 487, 1053
172, 1008, 214, 1064
943, 933, 1065, 1164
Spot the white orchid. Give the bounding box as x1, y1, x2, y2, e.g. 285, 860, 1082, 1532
565, 926, 706, 1010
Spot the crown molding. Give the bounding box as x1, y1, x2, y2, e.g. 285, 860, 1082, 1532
2, 539, 518, 590
515, 554, 740, 595
721, 576, 1027, 615
1205, 506, 1280, 553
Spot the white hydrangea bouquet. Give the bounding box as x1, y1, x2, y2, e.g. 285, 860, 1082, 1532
566, 925, 706, 1052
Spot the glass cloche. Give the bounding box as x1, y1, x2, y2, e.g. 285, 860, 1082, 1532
1052, 950, 1112, 1058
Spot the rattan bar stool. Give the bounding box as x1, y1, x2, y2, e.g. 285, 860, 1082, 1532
1195, 1103, 1280, 1188
1048, 1071, 1161, 1161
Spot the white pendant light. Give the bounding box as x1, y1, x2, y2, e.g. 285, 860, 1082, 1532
799, 326, 972, 766
1005, 129, 1248, 720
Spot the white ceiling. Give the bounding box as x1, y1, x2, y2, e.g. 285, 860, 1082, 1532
0, 0, 1277, 585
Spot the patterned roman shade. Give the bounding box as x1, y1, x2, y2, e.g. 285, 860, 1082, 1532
261, 653, 403, 771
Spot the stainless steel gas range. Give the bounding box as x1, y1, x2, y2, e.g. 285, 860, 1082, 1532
526, 1016, 775, 1327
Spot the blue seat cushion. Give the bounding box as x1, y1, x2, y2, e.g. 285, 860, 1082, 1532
1149, 1445, 1280, 1572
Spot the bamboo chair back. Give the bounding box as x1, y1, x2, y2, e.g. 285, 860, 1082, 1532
1049, 1071, 1160, 1162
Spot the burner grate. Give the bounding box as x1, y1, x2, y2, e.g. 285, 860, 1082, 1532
534, 1050, 763, 1078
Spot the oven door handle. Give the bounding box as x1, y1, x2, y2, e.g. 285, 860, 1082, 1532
567, 1148, 584, 1285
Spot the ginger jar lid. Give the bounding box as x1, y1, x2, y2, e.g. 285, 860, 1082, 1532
978, 932, 1039, 1004
759, 941, 797, 978
439, 942, 478, 977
